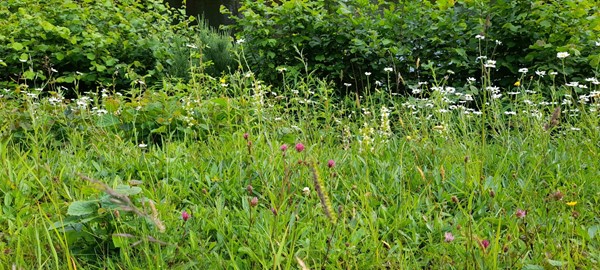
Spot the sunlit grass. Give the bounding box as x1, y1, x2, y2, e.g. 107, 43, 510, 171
0, 46, 599, 270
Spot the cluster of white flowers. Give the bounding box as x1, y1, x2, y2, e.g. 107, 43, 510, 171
252, 82, 265, 111
379, 106, 392, 138
342, 125, 352, 150
181, 97, 200, 127
557, 52, 570, 59
75, 96, 92, 110
91, 107, 108, 115
484, 60, 496, 68
358, 122, 375, 153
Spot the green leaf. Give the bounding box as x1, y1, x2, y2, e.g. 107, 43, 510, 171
57, 76, 75, 83
11, 42, 24, 51
40, 20, 55, 31
55, 52, 65, 61
96, 114, 120, 128
112, 234, 130, 248
547, 259, 565, 267
86, 53, 96, 60
211, 97, 228, 107
114, 185, 142, 196
589, 225, 599, 239
23, 70, 36, 80
151, 125, 167, 134
454, 48, 467, 61
19, 53, 29, 62
95, 64, 106, 72
67, 200, 98, 216
522, 265, 544, 270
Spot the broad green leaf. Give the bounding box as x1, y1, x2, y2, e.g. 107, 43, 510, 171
522, 265, 544, 270
547, 259, 565, 267
55, 52, 65, 61
114, 185, 142, 196
96, 114, 120, 127
211, 97, 228, 107
454, 48, 467, 61
11, 42, 24, 51
589, 225, 599, 239
23, 70, 36, 80
19, 53, 29, 62
112, 234, 130, 248
40, 20, 55, 31
95, 64, 106, 72
67, 200, 98, 216
151, 125, 167, 134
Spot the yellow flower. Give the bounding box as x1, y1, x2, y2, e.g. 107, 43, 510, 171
566, 201, 577, 206
514, 81, 521, 87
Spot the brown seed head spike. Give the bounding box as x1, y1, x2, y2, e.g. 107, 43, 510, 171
308, 162, 336, 224
544, 107, 561, 131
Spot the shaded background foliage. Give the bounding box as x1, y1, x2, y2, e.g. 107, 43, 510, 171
229, 0, 599, 94
0, 0, 234, 94
0, 0, 598, 97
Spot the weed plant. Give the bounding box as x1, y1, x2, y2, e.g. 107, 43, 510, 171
0, 35, 599, 269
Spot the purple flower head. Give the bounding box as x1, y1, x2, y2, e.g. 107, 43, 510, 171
280, 144, 288, 152
243, 133, 249, 140
181, 210, 190, 222
444, 232, 454, 242
295, 143, 305, 153
481, 239, 490, 250
250, 197, 259, 207
516, 209, 527, 219
327, 159, 335, 168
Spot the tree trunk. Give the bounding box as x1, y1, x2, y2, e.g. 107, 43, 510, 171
165, 0, 240, 29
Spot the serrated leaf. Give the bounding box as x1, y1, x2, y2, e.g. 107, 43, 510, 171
67, 200, 98, 216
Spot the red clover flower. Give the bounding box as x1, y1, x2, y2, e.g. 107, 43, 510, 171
327, 159, 335, 168
444, 232, 454, 242
181, 210, 190, 222
295, 143, 305, 152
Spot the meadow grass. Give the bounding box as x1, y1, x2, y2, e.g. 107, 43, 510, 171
0, 51, 599, 270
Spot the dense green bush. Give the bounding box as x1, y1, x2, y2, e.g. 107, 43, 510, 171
0, 0, 235, 93
230, 0, 599, 94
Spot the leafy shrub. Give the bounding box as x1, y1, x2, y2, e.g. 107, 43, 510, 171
487, 0, 599, 82
229, 0, 390, 92
230, 0, 599, 94
0, 0, 235, 93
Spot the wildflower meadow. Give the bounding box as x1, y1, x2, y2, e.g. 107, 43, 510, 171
0, 0, 599, 269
